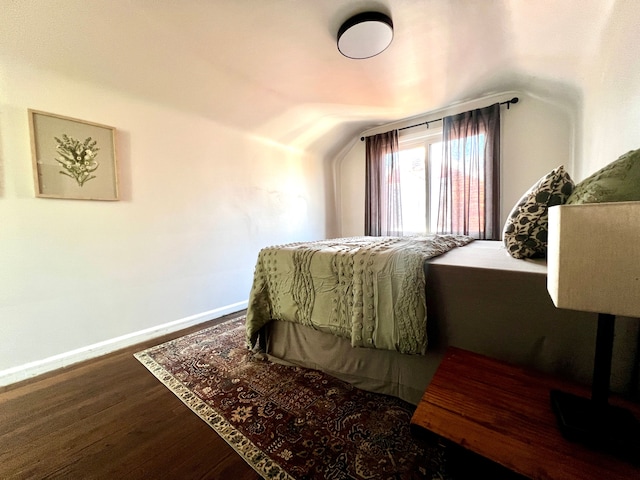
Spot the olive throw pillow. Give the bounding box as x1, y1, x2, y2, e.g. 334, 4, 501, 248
566, 148, 640, 204
503, 165, 574, 259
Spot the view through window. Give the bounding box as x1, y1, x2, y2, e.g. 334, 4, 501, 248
392, 129, 487, 236
391, 130, 442, 235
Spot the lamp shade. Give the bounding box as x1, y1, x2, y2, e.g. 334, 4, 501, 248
547, 201, 640, 318
337, 12, 393, 59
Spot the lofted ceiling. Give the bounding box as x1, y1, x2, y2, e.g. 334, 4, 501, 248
1, 0, 619, 157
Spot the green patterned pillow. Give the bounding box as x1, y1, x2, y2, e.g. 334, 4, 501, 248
503, 165, 574, 259
566, 149, 640, 204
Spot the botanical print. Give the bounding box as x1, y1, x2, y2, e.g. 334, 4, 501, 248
29, 109, 118, 200
54, 134, 100, 187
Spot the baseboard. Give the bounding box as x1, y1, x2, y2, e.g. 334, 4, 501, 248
0, 301, 248, 387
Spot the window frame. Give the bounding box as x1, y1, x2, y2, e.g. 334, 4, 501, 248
397, 126, 443, 234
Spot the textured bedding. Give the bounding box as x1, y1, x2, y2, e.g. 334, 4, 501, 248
245, 234, 473, 354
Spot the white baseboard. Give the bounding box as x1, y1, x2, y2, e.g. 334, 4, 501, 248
0, 301, 247, 387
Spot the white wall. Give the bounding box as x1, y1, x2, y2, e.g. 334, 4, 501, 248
0, 61, 327, 384
580, 0, 640, 178
336, 92, 576, 237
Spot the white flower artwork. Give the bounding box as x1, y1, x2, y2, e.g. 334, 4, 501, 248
29, 110, 119, 201
54, 134, 101, 187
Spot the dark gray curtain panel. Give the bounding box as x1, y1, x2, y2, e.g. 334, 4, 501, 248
364, 130, 402, 236
436, 103, 501, 239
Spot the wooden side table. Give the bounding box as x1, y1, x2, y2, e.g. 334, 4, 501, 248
410, 347, 640, 480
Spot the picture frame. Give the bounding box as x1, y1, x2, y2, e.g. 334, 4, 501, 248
29, 109, 119, 200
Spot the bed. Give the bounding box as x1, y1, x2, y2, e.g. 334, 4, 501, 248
245, 237, 639, 405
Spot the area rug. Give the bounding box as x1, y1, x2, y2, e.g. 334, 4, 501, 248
134, 316, 512, 479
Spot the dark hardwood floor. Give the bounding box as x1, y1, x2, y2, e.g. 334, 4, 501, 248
0, 311, 261, 479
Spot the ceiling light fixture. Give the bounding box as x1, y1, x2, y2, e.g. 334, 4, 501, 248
337, 11, 393, 59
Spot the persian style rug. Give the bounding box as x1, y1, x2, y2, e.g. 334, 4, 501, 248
134, 316, 514, 479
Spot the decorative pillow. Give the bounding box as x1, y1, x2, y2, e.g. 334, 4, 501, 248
503, 165, 574, 259
566, 148, 640, 204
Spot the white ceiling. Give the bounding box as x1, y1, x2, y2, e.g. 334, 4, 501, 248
1, 0, 619, 157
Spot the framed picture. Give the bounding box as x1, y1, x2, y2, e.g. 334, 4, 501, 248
29, 109, 119, 200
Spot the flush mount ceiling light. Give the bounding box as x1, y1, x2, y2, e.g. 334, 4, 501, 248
337, 11, 393, 59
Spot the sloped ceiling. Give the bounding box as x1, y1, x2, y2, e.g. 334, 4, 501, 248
1, 0, 617, 157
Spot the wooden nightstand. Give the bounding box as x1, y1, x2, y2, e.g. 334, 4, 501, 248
410, 347, 640, 480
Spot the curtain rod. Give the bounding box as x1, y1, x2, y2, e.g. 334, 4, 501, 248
360, 97, 519, 141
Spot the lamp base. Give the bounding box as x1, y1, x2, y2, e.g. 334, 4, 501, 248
550, 389, 640, 463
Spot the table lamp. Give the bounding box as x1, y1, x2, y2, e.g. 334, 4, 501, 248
546, 201, 640, 459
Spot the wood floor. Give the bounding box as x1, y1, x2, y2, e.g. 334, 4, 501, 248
0, 311, 261, 480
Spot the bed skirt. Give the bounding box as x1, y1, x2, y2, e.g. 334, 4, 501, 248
265, 320, 443, 405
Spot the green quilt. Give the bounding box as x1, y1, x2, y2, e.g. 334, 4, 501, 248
246, 235, 473, 354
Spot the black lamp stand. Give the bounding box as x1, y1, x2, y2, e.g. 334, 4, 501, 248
550, 313, 640, 462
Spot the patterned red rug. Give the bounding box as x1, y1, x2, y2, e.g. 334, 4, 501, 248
135, 316, 517, 479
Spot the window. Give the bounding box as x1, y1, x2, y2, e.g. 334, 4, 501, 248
392, 127, 493, 237
394, 128, 442, 235
367, 103, 500, 239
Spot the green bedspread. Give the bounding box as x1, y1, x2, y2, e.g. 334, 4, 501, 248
245, 235, 473, 354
